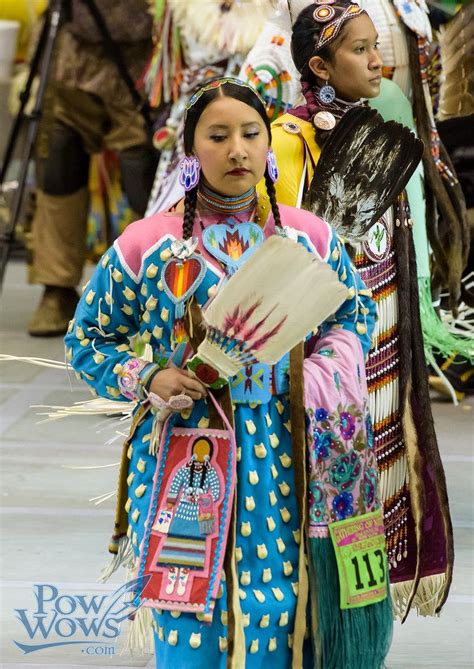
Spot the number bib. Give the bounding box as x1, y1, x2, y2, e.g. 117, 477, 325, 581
329, 509, 388, 609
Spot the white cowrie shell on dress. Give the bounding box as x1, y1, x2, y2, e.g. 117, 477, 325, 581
249, 470, 259, 485
257, 544, 268, 559
279, 611, 289, 626
269, 433, 279, 448
241, 522, 252, 537
253, 590, 265, 603
283, 560, 294, 576
245, 496, 255, 511
250, 639, 259, 654
189, 632, 201, 648
254, 443, 267, 459
167, 630, 178, 646
259, 614, 270, 628
240, 571, 251, 586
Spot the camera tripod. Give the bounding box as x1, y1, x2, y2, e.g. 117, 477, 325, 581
0, 0, 153, 291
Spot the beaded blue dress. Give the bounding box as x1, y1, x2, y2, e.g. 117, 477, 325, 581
65, 202, 375, 668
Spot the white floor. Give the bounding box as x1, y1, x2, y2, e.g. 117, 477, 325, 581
0, 260, 473, 668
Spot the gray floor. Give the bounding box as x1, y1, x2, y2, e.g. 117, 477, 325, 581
0, 260, 473, 668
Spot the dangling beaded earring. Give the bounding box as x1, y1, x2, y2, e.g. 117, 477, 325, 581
179, 154, 201, 191
319, 78, 336, 105
266, 148, 279, 183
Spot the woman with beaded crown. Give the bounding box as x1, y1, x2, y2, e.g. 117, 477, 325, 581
65, 76, 394, 667
261, 0, 454, 627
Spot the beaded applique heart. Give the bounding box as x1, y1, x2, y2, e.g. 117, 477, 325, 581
202, 219, 264, 275
162, 255, 206, 318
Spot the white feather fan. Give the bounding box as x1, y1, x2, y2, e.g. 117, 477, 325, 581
195, 235, 348, 378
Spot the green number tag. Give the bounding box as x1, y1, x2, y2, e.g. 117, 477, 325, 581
329, 509, 388, 609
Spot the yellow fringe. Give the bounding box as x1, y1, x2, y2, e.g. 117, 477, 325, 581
124, 605, 154, 655
391, 572, 447, 620
99, 535, 135, 583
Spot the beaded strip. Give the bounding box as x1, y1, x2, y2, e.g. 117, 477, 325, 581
354, 252, 397, 302
185, 77, 265, 115
383, 486, 409, 569
197, 184, 257, 216
353, 221, 409, 571
316, 3, 366, 51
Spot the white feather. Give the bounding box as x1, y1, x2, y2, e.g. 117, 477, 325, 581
198, 236, 348, 375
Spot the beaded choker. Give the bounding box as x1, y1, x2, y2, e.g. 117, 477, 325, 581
197, 184, 257, 216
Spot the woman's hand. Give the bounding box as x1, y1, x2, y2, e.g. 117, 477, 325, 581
148, 367, 207, 402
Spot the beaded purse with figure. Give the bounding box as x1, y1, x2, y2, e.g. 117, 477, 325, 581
137, 395, 236, 618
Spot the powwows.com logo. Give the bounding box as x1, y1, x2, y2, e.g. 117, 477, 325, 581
13, 578, 149, 655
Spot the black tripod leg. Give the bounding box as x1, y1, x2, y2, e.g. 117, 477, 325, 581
0, 0, 64, 290
0, 15, 49, 185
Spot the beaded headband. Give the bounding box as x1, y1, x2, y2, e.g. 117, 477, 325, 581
313, 2, 366, 52
185, 77, 266, 114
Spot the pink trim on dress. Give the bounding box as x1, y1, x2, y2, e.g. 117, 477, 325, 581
265, 204, 333, 261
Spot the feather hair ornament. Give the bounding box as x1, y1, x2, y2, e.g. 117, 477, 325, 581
187, 235, 348, 385
305, 106, 423, 244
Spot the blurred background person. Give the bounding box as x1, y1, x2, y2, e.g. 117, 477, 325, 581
27, 0, 157, 336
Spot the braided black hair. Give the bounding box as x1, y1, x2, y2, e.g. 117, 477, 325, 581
291, 2, 354, 83
189, 437, 214, 488
264, 169, 282, 229
182, 186, 198, 240
181, 78, 282, 237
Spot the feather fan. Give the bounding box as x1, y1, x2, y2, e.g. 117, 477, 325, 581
191, 235, 348, 379
305, 106, 423, 243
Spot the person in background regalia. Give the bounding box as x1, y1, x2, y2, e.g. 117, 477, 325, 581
258, 0, 454, 623
28, 0, 157, 337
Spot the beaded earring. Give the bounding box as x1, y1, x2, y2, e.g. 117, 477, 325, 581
266, 148, 279, 183
179, 155, 201, 191
319, 79, 336, 105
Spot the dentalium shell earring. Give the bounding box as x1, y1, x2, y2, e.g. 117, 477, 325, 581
266, 148, 279, 183
319, 78, 336, 105
179, 155, 201, 191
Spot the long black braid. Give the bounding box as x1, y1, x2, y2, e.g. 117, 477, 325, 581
182, 186, 199, 240
189, 459, 210, 490
189, 438, 214, 489
264, 169, 282, 229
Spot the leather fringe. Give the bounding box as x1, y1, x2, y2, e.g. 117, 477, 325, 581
393, 221, 425, 622
125, 606, 154, 655
99, 535, 135, 582
224, 501, 246, 669
392, 218, 454, 620
392, 573, 448, 619
289, 343, 310, 668
406, 230, 454, 613
106, 405, 149, 573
